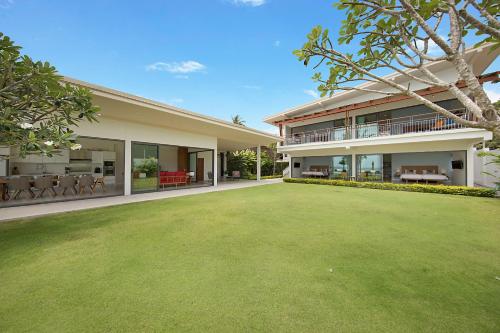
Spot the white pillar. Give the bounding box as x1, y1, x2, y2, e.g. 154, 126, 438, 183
256, 145, 261, 181
223, 152, 228, 175
351, 153, 356, 180
466, 144, 474, 187
351, 116, 356, 139
213, 146, 218, 187
124, 140, 132, 195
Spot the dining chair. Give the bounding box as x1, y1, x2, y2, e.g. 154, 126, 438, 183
34, 176, 57, 198
78, 175, 95, 194
8, 177, 35, 200
59, 175, 77, 195
92, 177, 106, 193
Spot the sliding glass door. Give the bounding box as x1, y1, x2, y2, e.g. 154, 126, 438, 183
131, 143, 158, 193
331, 155, 351, 180
356, 154, 383, 181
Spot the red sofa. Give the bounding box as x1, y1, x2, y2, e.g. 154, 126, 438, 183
159, 171, 189, 188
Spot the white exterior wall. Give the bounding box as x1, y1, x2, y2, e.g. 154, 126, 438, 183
474, 149, 500, 188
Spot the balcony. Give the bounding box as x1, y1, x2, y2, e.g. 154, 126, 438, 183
285, 109, 472, 146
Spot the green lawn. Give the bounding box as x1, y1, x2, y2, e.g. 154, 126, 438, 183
1, 183, 499, 332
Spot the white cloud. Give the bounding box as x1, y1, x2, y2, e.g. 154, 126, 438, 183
274, 40, 281, 47
231, 0, 266, 7
168, 98, 185, 105
304, 89, 319, 99
146, 61, 206, 74
415, 38, 444, 56
485, 85, 500, 103
243, 85, 262, 90
0, 0, 13, 9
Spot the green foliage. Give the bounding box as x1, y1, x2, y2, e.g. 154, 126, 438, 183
227, 149, 256, 177
227, 146, 287, 177
133, 157, 158, 176
0, 32, 99, 157
284, 178, 496, 197
231, 114, 246, 126
246, 174, 283, 180
477, 151, 500, 188
294, 0, 500, 98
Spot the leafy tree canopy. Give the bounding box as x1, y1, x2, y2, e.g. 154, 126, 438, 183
294, 0, 500, 135
0, 32, 99, 157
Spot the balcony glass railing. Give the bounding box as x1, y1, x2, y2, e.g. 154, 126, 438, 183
285, 109, 471, 146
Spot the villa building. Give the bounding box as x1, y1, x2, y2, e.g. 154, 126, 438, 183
0, 78, 279, 207
264, 44, 498, 187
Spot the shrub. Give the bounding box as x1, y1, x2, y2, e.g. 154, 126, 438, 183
247, 174, 283, 180
283, 178, 497, 198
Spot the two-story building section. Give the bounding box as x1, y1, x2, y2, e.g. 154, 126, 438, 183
264, 44, 498, 187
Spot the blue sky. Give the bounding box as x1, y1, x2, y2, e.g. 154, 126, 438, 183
1, 0, 498, 133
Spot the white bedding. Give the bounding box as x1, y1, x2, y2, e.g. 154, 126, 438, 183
302, 171, 327, 177
400, 173, 448, 182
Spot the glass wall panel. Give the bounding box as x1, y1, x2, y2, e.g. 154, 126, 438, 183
1, 137, 125, 207
131, 143, 158, 193
356, 154, 383, 181
331, 155, 351, 180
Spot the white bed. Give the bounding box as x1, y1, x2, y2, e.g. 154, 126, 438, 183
302, 165, 329, 178
400, 173, 449, 182
399, 165, 448, 184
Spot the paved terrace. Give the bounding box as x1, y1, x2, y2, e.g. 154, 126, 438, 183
0, 179, 282, 222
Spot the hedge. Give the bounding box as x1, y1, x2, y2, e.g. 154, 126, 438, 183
247, 174, 283, 180
283, 178, 497, 198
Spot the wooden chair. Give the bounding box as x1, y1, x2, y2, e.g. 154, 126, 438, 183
8, 177, 35, 200
34, 176, 57, 198
59, 175, 77, 195
78, 175, 95, 195
92, 177, 106, 193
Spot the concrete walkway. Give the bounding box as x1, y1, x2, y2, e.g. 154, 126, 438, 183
0, 179, 282, 222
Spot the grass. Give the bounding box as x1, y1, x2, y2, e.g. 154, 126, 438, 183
0, 183, 499, 332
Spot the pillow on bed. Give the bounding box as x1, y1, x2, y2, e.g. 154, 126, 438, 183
411, 170, 417, 174
422, 170, 428, 174
403, 169, 409, 174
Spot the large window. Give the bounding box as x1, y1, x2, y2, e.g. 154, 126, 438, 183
131, 143, 213, 194
331, 155, 351, 180
1, 137, 125, 208
132, 143, 159, 193
356, 154, 383, 181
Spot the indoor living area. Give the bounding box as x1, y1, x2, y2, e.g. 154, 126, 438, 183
290, 150, 467, 186
0, 137, 125, 207
131, 142, 214, 194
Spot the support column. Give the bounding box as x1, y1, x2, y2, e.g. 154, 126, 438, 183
224, 152, 228, 176
256, 145, 261, 181
124, 140, 132, 195
351, 116, 356, 139
213, 146, 218, 187
351, 153, 356, 180
466, 144, 474, 187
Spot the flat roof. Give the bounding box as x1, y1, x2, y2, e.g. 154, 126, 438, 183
264, 43, 499, 124
63, 76, 280, 144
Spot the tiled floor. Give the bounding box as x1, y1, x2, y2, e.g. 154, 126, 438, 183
0, 179, 282, 222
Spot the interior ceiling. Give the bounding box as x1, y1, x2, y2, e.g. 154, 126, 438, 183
93, 95, 279, 150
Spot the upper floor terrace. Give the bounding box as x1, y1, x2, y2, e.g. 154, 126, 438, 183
284, 108, 472, 146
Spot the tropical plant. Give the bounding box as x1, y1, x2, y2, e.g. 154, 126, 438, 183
294, 0, 500, 136
231, 114, 246, 126
134, 157, 158, 176
477, 150, 500, 188
0, 32, 99, 157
